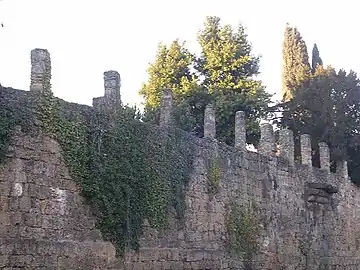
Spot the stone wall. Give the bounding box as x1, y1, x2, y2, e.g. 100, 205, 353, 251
1, 49, 360, 269
0, 113, 117, 269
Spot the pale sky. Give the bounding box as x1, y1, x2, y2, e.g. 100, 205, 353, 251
0, 0, 359, 107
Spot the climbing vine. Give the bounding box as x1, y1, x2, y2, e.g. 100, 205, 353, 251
226, 200, 261, 267
207, 154, 221, 195
0, 88, 37, 162
35, 87, 194, 255
0, 102, 17, 162
0, 85, 194, 255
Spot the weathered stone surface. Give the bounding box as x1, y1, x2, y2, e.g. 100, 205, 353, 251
259, 123, 276, 155
2, 68, 360, 268
301, 134, 312, 166
30, 48, 51, 92
159, 88, 174, 129
203, 103, 216, 140
93, 70, 121, 115
1, 117, 359, 269
234, 111, 246, 150
279, 128, 294, 166
319, 142, 330, 172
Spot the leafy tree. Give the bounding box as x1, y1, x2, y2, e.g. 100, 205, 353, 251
281, 65, 360, 181
195, 16, 260, 92
311, 43, 323, 73
141, 16, 271, 146
194, 16, 271, 145
139, 40, 197, 122
280, 24, 360, 183
282, 24, 311, 101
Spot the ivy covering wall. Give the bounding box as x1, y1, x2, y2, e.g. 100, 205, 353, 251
0, 87, 195, 255
0, 88, 37, 162
50, 98, 195, 254
226, 200, 261, 268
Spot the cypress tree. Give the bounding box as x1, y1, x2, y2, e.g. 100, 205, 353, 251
282, 23, 311, 101
311, 43, 323, 73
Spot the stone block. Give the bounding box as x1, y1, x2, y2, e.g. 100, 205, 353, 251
1, 87, 360, 269
19, 196, 31, 212
0, 255, 8, 267
139, 249, 155, 262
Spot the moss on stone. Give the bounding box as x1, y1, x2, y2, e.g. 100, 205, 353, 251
226, 200, 261, 265
207, 154, 221, 195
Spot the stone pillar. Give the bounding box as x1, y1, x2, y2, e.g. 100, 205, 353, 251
159, 88, 173, 129
104, 70, 121, 104
319, 142, 330, 172
301, 134, 312, 166
204, 104, 216, 140
258, 123, 276, 155
279, 129, 295, 165
30, 48, 51, 92
336, 160, 348, 180
235, 111, 246, 150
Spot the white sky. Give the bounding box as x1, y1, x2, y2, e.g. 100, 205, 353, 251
0, 0, 359, 107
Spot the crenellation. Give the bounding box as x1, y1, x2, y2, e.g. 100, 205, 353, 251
104, 70, 121, 103
279, 128, 294, 166
258, 122, 276, 155
30, 48, 51, 92
336, 160, 348, 180
319, 142, 330, 172
159, 88, 173, 129
234, 111, 246, 151
93, 70, 121, 113
1, 48, 360, 269
301, 134, 312, 166
204, 103, 216, 140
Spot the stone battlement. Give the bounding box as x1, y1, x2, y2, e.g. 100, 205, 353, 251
0, 49, 360, 269
27, 48, 349, 184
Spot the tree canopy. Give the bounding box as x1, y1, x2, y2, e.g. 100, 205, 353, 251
140, 19, 360, 184
281, 51, 360, 182
139, 40, 196, 109
282, 24, 311, 101
140, 16, 271, 146
311, 43, 323, 73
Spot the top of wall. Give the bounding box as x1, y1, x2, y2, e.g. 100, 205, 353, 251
0, 48, 355, 190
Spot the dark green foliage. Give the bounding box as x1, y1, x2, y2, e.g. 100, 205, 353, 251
46, 97, 194, 255
172, 85, 213, 137
281, 66, 360, 179
280, 24, 360, 182
282, 24, 311, 101
194, 16, 271, 146
213, 88, 269, 146
0, 88, 37, 162
0, 84, 194, 255
141, 16, 271, 147
311, 43, 323, 73
0, 102, 16, 161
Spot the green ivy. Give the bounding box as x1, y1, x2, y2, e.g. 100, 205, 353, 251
0, 104, 16, 162
36, 88, 194, 255
0, 88, 36, 162
0, 85, 194, 255
226, 200, 261, 266
207, 154, 221, 195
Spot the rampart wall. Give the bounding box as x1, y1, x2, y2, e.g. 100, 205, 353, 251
1, 49, 360, 269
